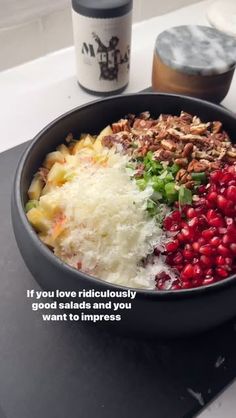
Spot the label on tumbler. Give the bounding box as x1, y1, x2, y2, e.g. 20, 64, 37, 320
72, 11, 132, 93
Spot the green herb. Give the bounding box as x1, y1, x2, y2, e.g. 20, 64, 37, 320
25, 200, 39, 213
170, 163, 180, 175
126, 163, 135, 170
136, 179, 147, 191
178, 185, 192, 205
165, 182, 178, 203
146, 199, 158, 217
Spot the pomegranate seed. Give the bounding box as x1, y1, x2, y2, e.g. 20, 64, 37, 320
186, 208, 196, 219
216, 255, 226, 266
210, 171, 221, 182
195, 207, 205, 216
207, 209, 216, 221
199, 245, 213, 256
205, 268, 213, 276
224, 200, 235, 216
184, 243, 192, 251
200, 255, 213, 267
227, 224, 236, 236
161, 164, 236, 291
177, 233, 184, 242
207, 191, 218, 203
166, 240, 179, 252
175, 264, 184, 273
163, 217, 173, 230
208, 216, 225, 228
171, 285, 181, 290
202, 277, 215, 285
192, 242, 200, 252
210, 236, 221, 247
170, 224, 180, 232
202, 228, 216, 240
218, 227, 227, 235
195, 197, 207, 207
228, 165, 236, 175
221, 173, 234, 184
183, 249, 194, 260
196, 218, 206, 230
225, 257, 233, 266
198, 237, 206, 245
217, 195, 228, 211
230, 243, 236, 254
171, 210, 182, 222
181, 264, 194, 280
193, 264, 202, 278
172, 252, 183, 264
181, 227, 192, 240
222, 234, 234, 245
188, 217, 199, 228
215, 267, 228, 278
217, 244, 231, 257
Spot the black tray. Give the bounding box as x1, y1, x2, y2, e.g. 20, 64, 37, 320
2, 137, 236, 418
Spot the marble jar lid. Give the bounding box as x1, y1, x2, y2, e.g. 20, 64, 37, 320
155, 25, 236, 76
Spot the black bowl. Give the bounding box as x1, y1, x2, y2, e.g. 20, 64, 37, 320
11, 93, 236, 337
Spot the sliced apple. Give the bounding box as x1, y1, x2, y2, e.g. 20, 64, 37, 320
47, 162, 67, 186
27, 207, 51, 233
43, 151, 65, 170
28, 175, 44, 200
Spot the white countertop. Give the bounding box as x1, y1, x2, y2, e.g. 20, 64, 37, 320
1, 0, 236, 416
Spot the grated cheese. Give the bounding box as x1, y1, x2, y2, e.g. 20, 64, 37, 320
40, 153, 174, 289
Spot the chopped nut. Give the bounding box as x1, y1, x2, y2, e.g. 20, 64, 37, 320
139, 111, 151, 120
174, 158, 188, 167
161, 139, 177, 151
176, 169, 187, 181
212, 121, 222, 134
154, 149, 174, 161
102, 135, 115, 148
112, 119, 130, 133
210, 161, 221, 170
190, 123, 210, 135
187, 159, 209, 173
182, 143, 193, 158
179, 173, 191, 184
148, 144, 160, 151
227, 150, 236, 158
133, 119, 154, 129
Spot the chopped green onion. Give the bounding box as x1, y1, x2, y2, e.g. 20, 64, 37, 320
191, 172, 207, 182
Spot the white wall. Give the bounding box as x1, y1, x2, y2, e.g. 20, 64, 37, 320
0, 0, 199, 71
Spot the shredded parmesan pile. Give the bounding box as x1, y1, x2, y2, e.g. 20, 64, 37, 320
40, 153, 174, 289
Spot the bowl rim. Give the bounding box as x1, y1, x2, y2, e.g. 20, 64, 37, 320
13, 92, 236, 300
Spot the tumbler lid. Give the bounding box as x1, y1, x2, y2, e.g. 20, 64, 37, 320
155, 25, 236, 76
72, 0, 133, 18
